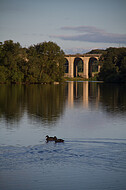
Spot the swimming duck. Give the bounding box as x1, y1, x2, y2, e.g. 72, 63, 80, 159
55, 138, 64, 143
46, 135, 57, 142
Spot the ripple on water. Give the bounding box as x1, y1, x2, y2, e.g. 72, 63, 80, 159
0, 139, 126, 172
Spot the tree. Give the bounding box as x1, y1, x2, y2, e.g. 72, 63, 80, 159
0, 40, 26, 83
120, 56, 126, 82
98, 47, 126, 82
0, 40, 65, 83
29, 41, 65, 82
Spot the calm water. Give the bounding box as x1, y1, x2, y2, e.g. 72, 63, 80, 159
0, 82, 126, 190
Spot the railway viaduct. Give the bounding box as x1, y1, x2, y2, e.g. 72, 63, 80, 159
65, 54, 102, 79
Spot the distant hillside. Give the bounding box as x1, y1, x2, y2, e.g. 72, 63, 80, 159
87, 49, 106, 54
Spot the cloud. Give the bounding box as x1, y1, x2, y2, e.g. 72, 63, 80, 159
51, 26, 126, 44
61, 26, 105, 34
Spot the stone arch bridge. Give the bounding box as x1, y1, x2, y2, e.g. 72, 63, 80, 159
65, 54, 101, 79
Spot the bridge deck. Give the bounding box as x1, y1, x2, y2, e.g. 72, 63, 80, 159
65, 54, 102, 57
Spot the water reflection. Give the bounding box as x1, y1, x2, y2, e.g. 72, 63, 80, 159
99, 83, 126, 113
67, 82, 126, 114
67, 82, 100, 108
0, 85, 25, 122
26, 84, 66, 124
0, 82, 126, 125
0, 84, 66, 125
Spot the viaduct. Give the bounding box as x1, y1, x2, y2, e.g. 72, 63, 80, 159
64, 54, 102, 79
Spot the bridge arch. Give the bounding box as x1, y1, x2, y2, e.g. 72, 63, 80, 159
64, 58, 69, 74
89, 57, 99, 78
73, 57, 84, 77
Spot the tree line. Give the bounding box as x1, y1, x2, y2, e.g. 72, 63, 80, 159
88, 47, 126, 82
0, 40, 126, 83
0, 40, 65, 83
97, 47, 126, 82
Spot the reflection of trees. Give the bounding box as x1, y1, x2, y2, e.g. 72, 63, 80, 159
67, 82, 126, 114
0, 84, 66, 125
26, 84, 66, 124
0, 83, 126, 125
99, 84, 126, 113
88, 82, 98, 99
0, 85, 25, 122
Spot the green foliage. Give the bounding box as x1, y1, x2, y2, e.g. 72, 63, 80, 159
98, 47, 126, 83
0, 66, 9, 83
0, 40, 65, 83
33, 41, 65, 82
0, 40, 26, 83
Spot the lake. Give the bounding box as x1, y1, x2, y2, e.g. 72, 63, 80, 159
0, 82, 126, 190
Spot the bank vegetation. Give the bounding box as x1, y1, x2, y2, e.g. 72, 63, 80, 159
0, 40, 126, 83
97, 47, 126, 83
0, 40, 65, 84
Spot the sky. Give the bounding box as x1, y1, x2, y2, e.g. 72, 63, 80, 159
0, 0, 126, 54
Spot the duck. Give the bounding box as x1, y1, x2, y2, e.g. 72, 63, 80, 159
55, 138, 64, 143
46, 135, 57, 142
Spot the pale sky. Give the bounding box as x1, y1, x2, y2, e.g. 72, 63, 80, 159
0, 0, 126, 54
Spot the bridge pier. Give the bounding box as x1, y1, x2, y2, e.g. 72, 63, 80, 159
82, 57, 90, 79
66, 57, 75, 78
